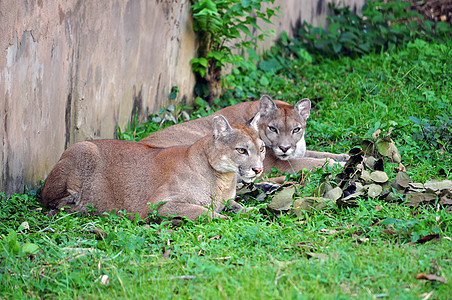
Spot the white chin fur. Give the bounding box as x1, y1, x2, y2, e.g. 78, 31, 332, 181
273, 148, 294, 158
290, 135, 307, 159
241, 176, 256, 183
277, 155, 290, 161
273, 136, 306, 160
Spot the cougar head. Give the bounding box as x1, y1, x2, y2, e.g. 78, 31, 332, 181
254, 95, 311, 161
209, 115, 266, 183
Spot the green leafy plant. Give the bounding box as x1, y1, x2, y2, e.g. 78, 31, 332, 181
117, 87, 193, 141
408, 114, 452, 152
293, 0, 451, 60
190, 0, 279, 104
1, 230, 40, 256
380, 217, 440, 243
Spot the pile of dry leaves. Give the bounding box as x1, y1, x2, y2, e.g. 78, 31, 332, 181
255, 130, 452, 215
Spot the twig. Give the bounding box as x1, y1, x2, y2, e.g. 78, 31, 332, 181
274, 267, 281, 285
117, 273, 126, 294
148, 275, 204, 281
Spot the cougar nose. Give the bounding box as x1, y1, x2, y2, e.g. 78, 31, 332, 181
279, 146, 291, 153
252, 167, 263, 175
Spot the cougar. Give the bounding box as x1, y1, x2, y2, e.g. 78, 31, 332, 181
141, 95, 348, 174
41, 115, 265, 221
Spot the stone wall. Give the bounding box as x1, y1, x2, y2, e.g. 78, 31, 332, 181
0, 0, 364, 195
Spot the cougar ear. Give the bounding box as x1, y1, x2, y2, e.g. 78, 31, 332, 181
247, 112, 261, 132
259, 95, 277, 117
294, 98, 311, 120
212, 115, 233, 140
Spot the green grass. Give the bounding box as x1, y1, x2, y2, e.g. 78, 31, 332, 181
2, 36, 452, 298
1, 191, 451, 298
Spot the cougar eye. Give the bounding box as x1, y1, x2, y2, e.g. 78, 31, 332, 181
259, 146, 265, 152
293, 127, 301, 134
236, 148, 248, 155
268, 126, 277, 133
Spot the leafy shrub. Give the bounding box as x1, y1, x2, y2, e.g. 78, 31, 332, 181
293, 0, 451, 60
190, 0, 280, 103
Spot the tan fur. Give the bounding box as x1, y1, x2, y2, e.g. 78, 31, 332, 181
141, 96, 349, 174
41, 116, 265, 221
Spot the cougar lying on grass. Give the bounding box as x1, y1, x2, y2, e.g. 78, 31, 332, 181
141, 95, 349, 174
41, 116, 265, 221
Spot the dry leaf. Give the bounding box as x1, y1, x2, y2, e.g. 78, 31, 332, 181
306, 252, 330, 261
162, 248, 172, 259
355, 182, 365, 192
361, 140, 374, 156
19, 221, 30, 231
268, 185, 296, 211
93, 227, 107, 239
416, 234, 440, 244
311, 181, 333, 198
337, 192, 364, 207
98, 275, 110, 285
408, 182, 425, 193
406, 193, 437, 206
397, 163, 406, 172
440, 193, 452, 205
268, 176, 286, 184
424, 180, 452, 193
415, 273, 447, 284
385, 192, 402, 202
374, 158, 384, 171
372, 129, 381, 139
293, 197, 330, 215
295, 242, 317, 251
365, 156, 377, 170
370, 171, 388, 183
367, 184, 383, 198
376, 139, 390, 156
324, 187, 343, 201
388, 143, 401, 163
360, 170, 372, 182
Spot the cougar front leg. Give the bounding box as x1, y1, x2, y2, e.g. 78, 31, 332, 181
305, 150, 350, 162
221, 199, 250, 214
155, 201, 229, 221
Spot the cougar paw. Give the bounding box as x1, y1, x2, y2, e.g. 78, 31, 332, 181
336, 153, 350, 162
255, 182, 280, 193
244, 206, 258, 213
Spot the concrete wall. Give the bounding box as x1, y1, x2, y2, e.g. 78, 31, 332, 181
0, 0, 196, 195
0, 0, 365, 195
